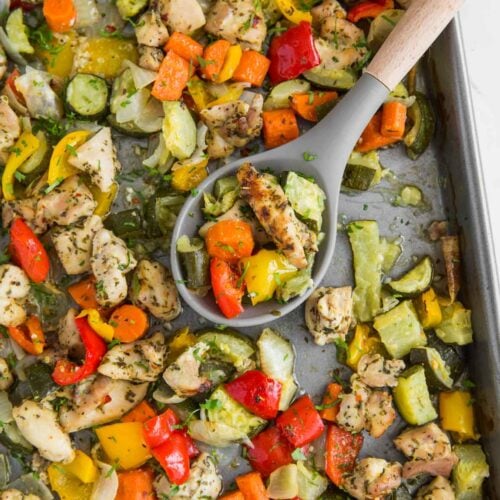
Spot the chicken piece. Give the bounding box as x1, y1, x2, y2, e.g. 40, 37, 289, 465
59, 375, 148, 432
237, 163, 308, 268
138, 44, 164, 71
357, 353, 406, 388
52, 215, 103, 275
135, 10, 169, 47
311, 0, 346, 25
337, 376, 370, 433
305, 286, 353, 346
98, 332, 167, 382
1, 490, 41, 500
68, 127, 121, 192
0, 264, 30, 327
2, 198, 46, 234
416, 476, 455, 500
163, 343, 210, 397
130, 259, 181, 321
158, 0, 206, 34
205, 0, 267, 51
91, 228, 137, 307
0, 299, 27, 328
343, 458, 402, 500
0, 358, 13, 390
394, 423, 458, 478
365, 390, 396, 438
154, 453, 222, 499
13, 400, 75, 463
0, 96, 21, 157
58, 308, 85, 359
37, 175, 96, 227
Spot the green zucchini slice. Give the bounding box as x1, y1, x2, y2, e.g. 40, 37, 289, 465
409, 346, 454, 391
65, 74, 109, 119
452, 444, 490, 499
387, 256, 434, 297
404, 92, 436, 160
176, 236, 210, 289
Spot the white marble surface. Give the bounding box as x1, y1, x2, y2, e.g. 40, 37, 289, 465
459, 1, 500, 277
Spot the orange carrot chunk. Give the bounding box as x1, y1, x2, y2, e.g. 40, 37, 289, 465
232, 50, 271, 87
200, 39, 231, 81
205, 220, 255, 263
355, 112, 402, 153
43, 0, 76, 33
116, 468, 155, 500
220, 492, 245, 500
165, 32, 204, 65
68, 277, 99, 310
121, 401, 157, 423
319, 383, 343, 422
110, 304, 149, 343
235, 472, 269, 500
262, 109, 299, 149
380, 101, 407, 138
152, 50, 190, 101
290, 91, 338, 122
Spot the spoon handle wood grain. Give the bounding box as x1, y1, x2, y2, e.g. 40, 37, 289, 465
366, 0, 464, 90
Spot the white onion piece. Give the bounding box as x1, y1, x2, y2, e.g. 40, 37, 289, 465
0, 27, 27, 66
188, 420, 247, 448
124, 60, 157, 89
134, 97, 164, 133
74, 0, 100, 28
2, 83, 28, 115
0, 391, 13, 424
267, 464, 299, 499
116, 88, 149, 124
91, 460, 119, 500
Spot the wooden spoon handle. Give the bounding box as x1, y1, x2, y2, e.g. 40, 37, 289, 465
366, 0, 464, 90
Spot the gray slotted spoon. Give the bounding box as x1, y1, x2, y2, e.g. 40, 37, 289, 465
171, 0, 464, 327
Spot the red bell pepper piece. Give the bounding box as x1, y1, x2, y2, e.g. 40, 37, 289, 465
347, 0, 394, 23
52, 317, 107, 386
152, 431, 191, 485
143, 409, 179, 449
246, 426, 295, 477
210, 257, 244, 319
182, 430, 199, 459
225, 370, 282, 419
276, 395, 325, 448
268, 22, 320, 84
325, 424, 364, 486
9, 218, 50, 283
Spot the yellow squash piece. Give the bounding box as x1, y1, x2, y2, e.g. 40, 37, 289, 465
440, 391, 478, 442
62, 450, 99, 484
1, 132, 40, 201
241, 249, 297, 305
77, 309, 114, 342
37, 31, 76, 78
48, 130, 92, 185
275, 0, 313, 24
216, 45, 243, 83
171, 159, 209, 192
167, 326, 197, 363
48, 464, 93, 500
96, 422, 151, 470
346, 324, 383, 371
207, 83, 245, 108
414, 287, 442, 329
91, 182, 118, 217
187, 76, 211, 111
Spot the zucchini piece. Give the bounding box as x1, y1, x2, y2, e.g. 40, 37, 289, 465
367, 9, 405, 51
214, 176, 239, 198
347, 221, 381, 322
452, 444, 490, 500
404, 92, 436, 160
162, 101, 197, 160
394, 185, 423, 207
283, 172, 326, 232
409, 347, 453, 391
275, 252, 314, 303
65, 74, 109, 119
206, 386, 266, 436
303, 67, 357, 90
18, 131, 49, 175
110, 69, 135, 115
5, 9, 33, 55
144, 192, 186, 237
426, 332, 465, 380
342, 151, 382, 191
104, 208, 144, 239
373, 300, 426, 358
25, 363, 58, 401
387, 256, 434, 297
176, 236, 210, 289
116, 0, 148, 18
393, 365, 437, 425
107, 114, 149, 138
380, 237, 402, 274
263, 79, 311, 111
435, 302, 473, 345
203, 176, 239, 218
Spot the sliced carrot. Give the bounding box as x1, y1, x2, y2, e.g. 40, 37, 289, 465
121, 401, 157, 423
43, 0, 77, 33
110, 305, 149, 343
262, 109, 299, 149
319, 383, 343, 422
68, 276, 99, 310
200, 39, 231, 81
355, 112, 401, 153
205, 220, 255, 263
220, 491, 245, 500
116, 468, 155, 500
290, 91, 338, 122
235, 472, 269, 500
381, 101, 407, 138
152, 50, 190, 101
232, 50, 271, 87
165, 32, 204, 65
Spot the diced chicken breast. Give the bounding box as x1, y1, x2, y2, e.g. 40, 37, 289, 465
305, 286, 353, 345
237, 163, 308, 268
98, 332, 167, 382
0, 299, 27, 328
0, 264, 30, 327
314, 30, 366, 74
337, 376, 370, 434
343, 458, 402, 500
59, 375, 148, 432
138, 45, 164, 71
0, 97, 21, 156
357, 353, 406, 388
416, 476, 455, 500
69, 127, 121, 192
91, 228, 137, 307
135, 10, 169, 47
158, 0, 206, 34
13, 400, 75, 463
130, 259, 181, 321
2, 198, 46, 234
365, 390, 396, 438
311, 0, 346, 25
0, 358, 13, 390
205, 0, 266, 51
58, 308, 85, 359
52, 215, 103, 275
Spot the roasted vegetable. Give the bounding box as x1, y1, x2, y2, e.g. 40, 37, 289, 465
409, 347, 453, 391
387, 256, 434, 298
452, 444, 489, 499
404, 92, 435, 160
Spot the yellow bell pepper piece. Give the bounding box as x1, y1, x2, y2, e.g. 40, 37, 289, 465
37, 31, 76, 78
77, 309, 114, 341
75, 38, 138, 78
1, 132, 40, 201
48, 130, 92, 185
439, 391, 478, 442
216, 45, 243, 83
62, 450, 99, 484
171, 159, 209, 192
167, 326, 197, 363
91, 182, 118, 217
414, 287, 442, 329
346, 324, 383, 371
275, 0, 312, 24
241, 249, 297, 305
96, 422, 152, 470
207, 83, 245, 108
187, 76, 211, 111
48, 464, 93, 500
